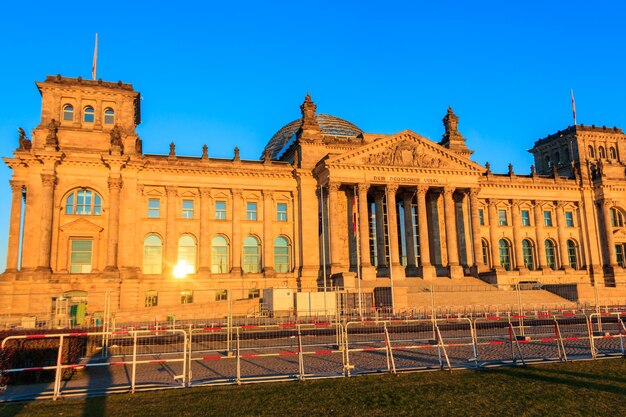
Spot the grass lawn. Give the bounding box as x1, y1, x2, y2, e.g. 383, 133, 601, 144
1, 359, 626, 416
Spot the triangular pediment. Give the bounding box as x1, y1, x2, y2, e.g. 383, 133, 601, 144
325, 130, 485, 172
613, 228, 626, 241
60, 218, 104, 233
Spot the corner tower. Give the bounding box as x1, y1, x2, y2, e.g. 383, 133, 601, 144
32, 75, 142, 155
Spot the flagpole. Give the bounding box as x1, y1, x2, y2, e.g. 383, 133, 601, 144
92, 33, 99, 80
571, 88, 577, 126
354, 186, 363, 320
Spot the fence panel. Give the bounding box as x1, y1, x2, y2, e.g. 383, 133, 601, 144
384, 320, 441, 371
554, 314, 593, 359
344, 321, 390, 375
473, 316, 518, 366
297, 323, 344, 378
589, 313, 625, 358
188, 326, 237, 385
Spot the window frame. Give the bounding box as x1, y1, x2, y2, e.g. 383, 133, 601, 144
478, 208, 485, 226
543, 210, 553, 227
276, 203, 288, 221
177, 235, 197, 274
243, 236, 261, 273
545, 239, 557, 270
211, 235, 229, 274
498, 239, 512, 271
103, 107, 115, 125
215, 200, 227, 220
83, 106, 95, 123
145, 291, 158, 307
180, 290, 194, 304
182, 199, 194, 219
148, 198, 161, 218
498, 209, 508, 226
70, 239, 93, 274
63, 104, 74, 121
142, 234, 163, 274
65, 188, 102, 216
521, 210, 531, 226
246, 202, 258, 221
565, 211, 574, 227
274, 236, 290, 273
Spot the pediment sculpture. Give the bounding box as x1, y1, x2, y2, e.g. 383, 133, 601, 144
364, 140, 448, 168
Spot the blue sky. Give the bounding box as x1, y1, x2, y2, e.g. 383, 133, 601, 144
1, 1, 625, 272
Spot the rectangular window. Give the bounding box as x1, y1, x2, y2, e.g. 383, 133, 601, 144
544, 210, 553, 227
145, 290, 158, 307
215, 201, 226, 220
277, 203, 287, 221
182, 199, 194, 219
478, 209, 485, 225
521, 210, 531, 226
148, 199, 160, 218
180, 290, 193, 304
70, 239, 92, 273
215, 290, 228, 301
565, 211, 574, 227
616, 244, 626, 268
498, 209, 508, 226
248, 289, 260, 299
246, 202, 257, 220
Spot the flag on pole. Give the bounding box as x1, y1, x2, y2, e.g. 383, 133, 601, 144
352, 194, 358, 235
571, 88, 577, 126
92, 33, 99, 80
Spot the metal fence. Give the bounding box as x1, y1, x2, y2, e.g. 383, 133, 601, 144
2, 311, 626, 401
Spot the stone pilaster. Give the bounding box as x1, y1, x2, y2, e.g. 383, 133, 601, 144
556, 202, 573, 271
534, 201, 548, 269
487, 199, 501, 269
263, 190, 275, 276
374, 189, 388, 274
511, 200, 525, 271
469, 189, 484, 270
416, 185, 435, 279
357, 183, 376, 280
443, 187, 462, 277
402, 191, 417, 276
601, 199, 619, 267
5, 181, 24, 272
327, 182, 342, 275
104, 177, 122, 272
36, 173, 56, 273
198, 188, 212, 275
165, 186, 178, 273
231, 189, 243, 274
386, 184, 405, 280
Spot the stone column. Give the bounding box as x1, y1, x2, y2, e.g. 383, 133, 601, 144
104, 177, 122, 272
263, 190, 275, 276
416, 185, 435, 279
386, 184, 404, 279
511, 200, 525, 270
556, 202, 572, 270
37, 173, 56, 272
487, 199, 501, 269
469, 189, 484, 270
374, 189, 388, 273
534, 201, 548, 269
443, 187, 462, 277
231, 189, 243, 274
357, 183, 376, 280
165, 186, 178, 273
402, 191, 417, 275
327, 182, 342, 274
5, 181, 24, 272
601, 199, 619, 267
198, 188, 212, 274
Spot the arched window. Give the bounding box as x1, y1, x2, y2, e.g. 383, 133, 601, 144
274, 236, 290, 273
545, 239, 557, 270
143, 235, 163, 274
65, 189, 102, 215
211, 235, 229, 274
599, 146, 606, 159
498, 239, 512, 271
588, 146, 595, 158
177, 235, 197, 274
610, 208, 625, 227
83, 106, 95, 123
481, 239, 490, 268
63, 104, 74, 121
610, 147, 617, 160
104, 108, 115, 125
243, 236, 261, 273
566, 239, 578, 270
522, 239, 535, 271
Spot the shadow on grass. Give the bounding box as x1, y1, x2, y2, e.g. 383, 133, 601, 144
82, 349, 112, 417
490, 365, 626, 397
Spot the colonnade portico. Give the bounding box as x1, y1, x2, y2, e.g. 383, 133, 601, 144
323, 181, 480, 282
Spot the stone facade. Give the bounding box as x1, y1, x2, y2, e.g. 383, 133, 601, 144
3, 75, 626, 319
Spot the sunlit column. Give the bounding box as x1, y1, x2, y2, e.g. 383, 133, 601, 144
555, 202, 571, 270
6, 180, 24, 272
511, 199, 524, 270
105, 177, 122, 271
487, 199, 501, 268
231, 189, 243, 274
165, 186, 178, 272
601, 199, 619, 267
263, 190, 275, 275
37, 173, 56, 272
534, 201, 548, 269
469, 188, 484, 269
198, 187, 212, 273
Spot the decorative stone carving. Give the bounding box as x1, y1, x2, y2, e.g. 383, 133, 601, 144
110, 125, 123, 155
45, 119, 59, 148
135, 137, 143, 154
17, 127, 32, 151
233, 146, 240, 162
365, 140, 447, 168
41, 173, 56, 188
169, 142, 176, 157
108, 177, 122, 190
300, 93, 319, 131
